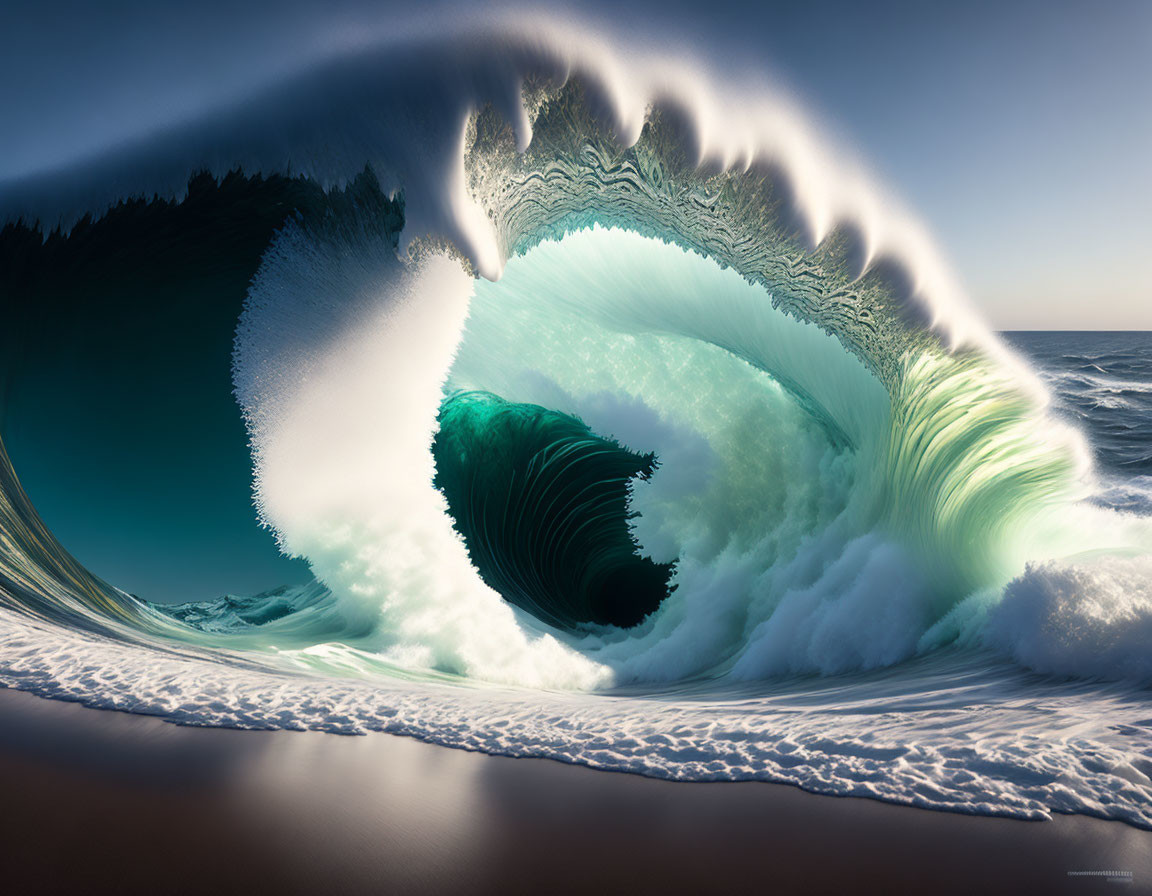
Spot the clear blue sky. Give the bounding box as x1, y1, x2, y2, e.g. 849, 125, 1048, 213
1, 0, 1148, 328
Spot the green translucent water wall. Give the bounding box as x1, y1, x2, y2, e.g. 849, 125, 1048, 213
433, 391, 673, 631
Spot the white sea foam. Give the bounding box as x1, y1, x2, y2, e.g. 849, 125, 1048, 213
2, 607, 1150, 827
236, 246, 608, 688
987, 557, 1152, 683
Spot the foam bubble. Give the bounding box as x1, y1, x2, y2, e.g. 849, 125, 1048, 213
987, 557, 1152, 683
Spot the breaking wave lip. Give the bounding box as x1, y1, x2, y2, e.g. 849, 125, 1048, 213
1, 17, 1152, 827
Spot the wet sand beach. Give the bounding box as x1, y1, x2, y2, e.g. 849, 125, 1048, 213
0, 688, 1147, 894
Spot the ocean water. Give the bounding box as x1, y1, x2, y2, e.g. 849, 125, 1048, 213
0, 25, 1150, 830
1008, 331, 1152, 506
2, 310, 1149, 825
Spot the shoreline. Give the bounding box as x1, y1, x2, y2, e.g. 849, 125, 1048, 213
0, 687, 1148, 894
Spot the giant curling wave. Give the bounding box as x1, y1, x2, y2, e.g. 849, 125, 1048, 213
2, 25, 1151, 692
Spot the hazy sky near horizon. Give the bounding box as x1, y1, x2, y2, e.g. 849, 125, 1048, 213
1, 0, 1148, 328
